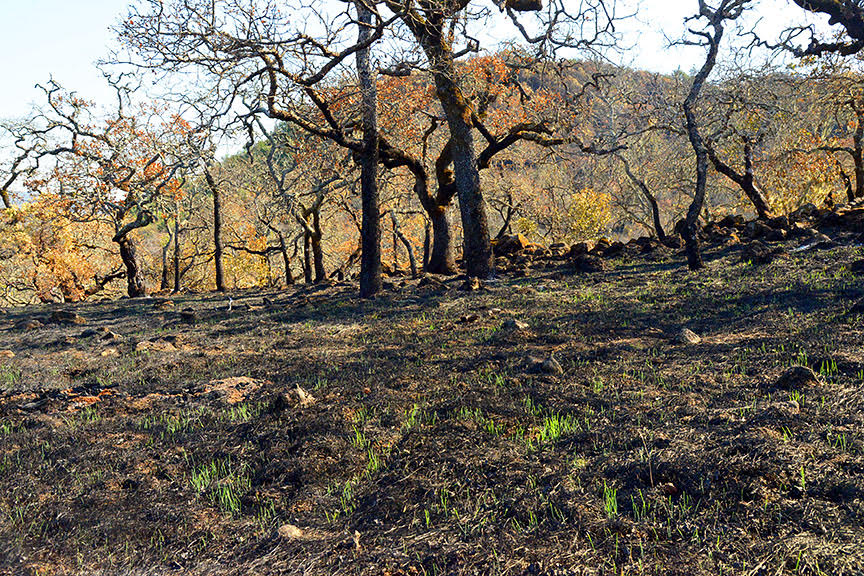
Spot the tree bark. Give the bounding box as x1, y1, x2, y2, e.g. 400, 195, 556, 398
303, 233, 312, 284
422, 46, 493, 278
311, 233, 325, 283
682, 7, 729, 271
621, 158, 667, 243
279, 235, 294, 286
173, 213, 181, 293
378, 138, 457, 275
204, 166, 226, 292
355, 0, 382, 299
160, 225, 173, 291
426, 209, 456, 275
854, 105, 864, 200
117, 235, 148, 298
391, 211, 418, 277
423, 219, 431, 271
706, 140, 773, 219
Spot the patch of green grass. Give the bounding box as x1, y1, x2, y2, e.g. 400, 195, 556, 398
603, 481, 618, 519
0, 365, 21, 388
188, 457, 251, 516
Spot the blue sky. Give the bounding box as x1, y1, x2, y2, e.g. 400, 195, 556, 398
0, 0, 811, 122
0, 0, 125, 119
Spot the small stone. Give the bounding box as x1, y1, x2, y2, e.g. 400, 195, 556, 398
744, 220, 773, 239
775, 366, 822, 390
459, 313, 480, 323
135, 339, 178, 353
278, 524, 305, 540
494, 234, 530, 256
17, 319, 43, 331
658, 482, 679, 496
571, 254, 608, 273
50, 310, 85, 325
786, 223, 816, 239
741, 241, 775, 265
540, 356, 563, 375
790, 203, 819, 222
812, 233, 834, 247
677, 328, 702, 345
717, 214, 746, 229
764, 228, 787, 242
602, 241, 625, 257
723, 231, 741, 246
295, 385, 315, 408
502, 318, 529, 331
568, 241, 596, 257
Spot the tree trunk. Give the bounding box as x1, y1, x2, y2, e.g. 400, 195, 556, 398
741, 141, 772, 219
303, 234, 312, 284
204, 166, 226, 292
707, 140, 773, 220
279, 235, 294, 286
426, 209, 456, 274
391, 211, 418, 277
173, 214, 181, 293
683, 155, 707, 271
311, 234, 325, 283
355, 0, 382, 299
423, 219, 431, 271
392, 217, 399, 272
425, 51, 493, 278
854, 110, 864, 200
309, 208, 326, 283
160, 227, 172, 291
682, 11, 726, 272
622, 159, 666, 243
117, 235, 148, 298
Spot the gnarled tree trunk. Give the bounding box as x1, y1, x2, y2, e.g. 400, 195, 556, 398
420, 43, 493, 278
116, 235, 148, 297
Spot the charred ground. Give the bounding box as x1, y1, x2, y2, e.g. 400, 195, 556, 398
0, 206, 863, 576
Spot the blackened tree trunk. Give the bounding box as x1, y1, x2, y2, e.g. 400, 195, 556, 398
355, 0, 382, 299
117, 235, 148, 297
279, 235, 294, 286
428, 209, 455, 274
423, 220, 431, 271
706, 139, 773, 219
391, 211, 418, 277
160, 224, 173, 291
303, 234, 312, 284
621, 158, 667, 243
204, 165, 226, 292
173, 213, 181, 293
419, 41, 493, 278
311, 218, 326, 283
854, 104, 864, 200
378, 138, 457, 275
682, 3, 736, 271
